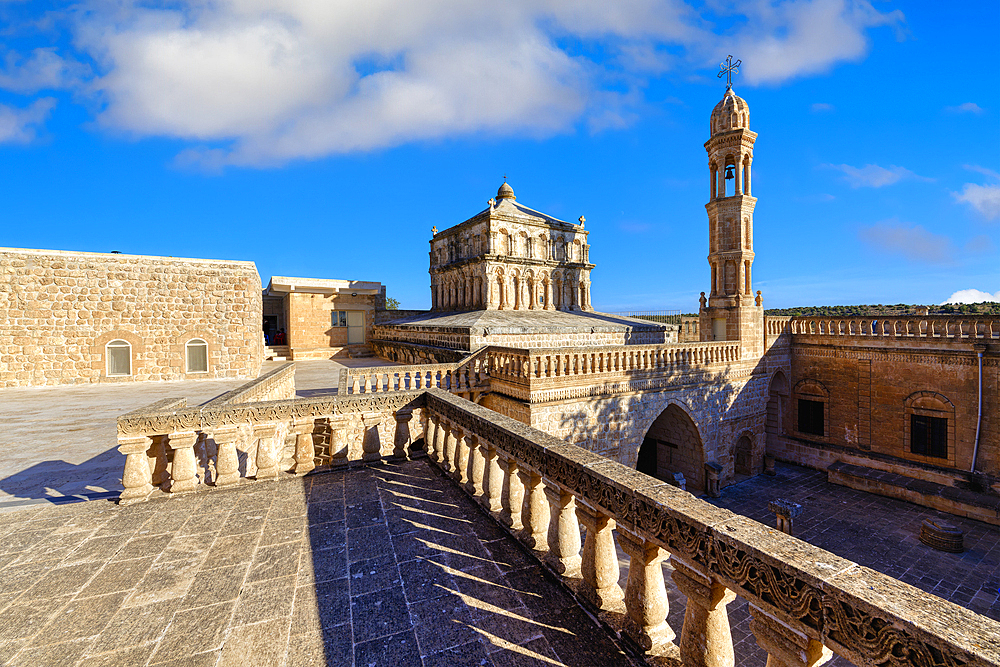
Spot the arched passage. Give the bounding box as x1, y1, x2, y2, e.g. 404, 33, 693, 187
766, 371, 788, 449
636, 403, 705, 494
734, 435, 753, 477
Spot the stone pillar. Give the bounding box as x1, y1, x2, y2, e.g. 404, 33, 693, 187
749, 605, 832, 667
253, 423, 280, 479
167, 431, 200, 493
148, 434, 170, 488
291, 419, 316, 474
764, 454, 776, 476
499, 454, 524, 531
443, 423, 457, 474
705, 461, 723, 498
671, 558, 737, 667
544, 280, 553, 311
466, 435, 484, 498
618, 528, 674, 651
425, 415, 440, 463
212, 426, 242, 486
483, 442, 503, 513
576, 501, 624, 611
118, 435, 153, 503
362, 413, 383, 463
392, 409, 413, 460
453, 428, 469, 484
517, 468, 549, 552
769, 499, 802, 536
543, 483, 581, 577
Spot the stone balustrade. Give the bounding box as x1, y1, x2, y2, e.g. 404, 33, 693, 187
202, 362, 297, 406
116, 388, 424, 504
784, 315, 1000, 341
421, 387, 1000, 667
340, 350, 491, 395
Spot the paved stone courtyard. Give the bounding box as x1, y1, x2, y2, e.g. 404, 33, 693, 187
0, 458, 630, 667
0, 359, 396, 511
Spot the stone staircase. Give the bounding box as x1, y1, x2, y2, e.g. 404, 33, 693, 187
264, 345, 290, 361
347, 345, 375, 359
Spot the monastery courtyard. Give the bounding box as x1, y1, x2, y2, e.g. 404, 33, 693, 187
0, 368, 996, 666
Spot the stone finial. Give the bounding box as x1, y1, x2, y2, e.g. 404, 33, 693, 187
488, 198, 496, 210
578, 215, 586, 227
431, 226, 438, 235
699, 291, 707, 309
755, 290, 762, 307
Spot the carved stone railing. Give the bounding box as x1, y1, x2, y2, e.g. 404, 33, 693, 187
340, 347, 491, 395
421, 387, 1000, 666
116, 388, 423, 504
765, 315, 792, 337
203, 362, 296, 406
787, 315, 1000, 341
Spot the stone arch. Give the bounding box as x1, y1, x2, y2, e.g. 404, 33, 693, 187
734, 431, 754, 477
636, 402, 706, 494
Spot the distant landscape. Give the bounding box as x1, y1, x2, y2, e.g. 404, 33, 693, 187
763, 302, 1000, 317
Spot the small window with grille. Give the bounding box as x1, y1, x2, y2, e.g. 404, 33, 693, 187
911, 414, 947, 459
797, 399, 824, 437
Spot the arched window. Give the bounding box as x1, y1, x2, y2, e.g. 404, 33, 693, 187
904, 392, 954, 462
186, 338, 209, 373
794, 379, 829, 438
106, 339, 132, 377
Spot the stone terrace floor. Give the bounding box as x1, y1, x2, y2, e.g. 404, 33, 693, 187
0, 359, 397, 511
0, 458, 631, 667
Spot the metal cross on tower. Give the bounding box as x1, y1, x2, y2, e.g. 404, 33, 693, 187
718, 55, 741, 89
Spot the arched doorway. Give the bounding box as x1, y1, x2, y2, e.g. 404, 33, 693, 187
636, 404, 705, 494
734, 435, 753, 478
766, 371, 788, 449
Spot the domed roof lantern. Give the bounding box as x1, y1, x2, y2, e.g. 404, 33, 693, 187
497, 180, 515, 201
710, 87, 751, 135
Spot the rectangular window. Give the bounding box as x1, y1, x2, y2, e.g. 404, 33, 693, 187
107, 346, 131, 376
186, 344, 208, 373
911, 415, 948, 458
798, 399, 824, 437
331, 311, 348, 327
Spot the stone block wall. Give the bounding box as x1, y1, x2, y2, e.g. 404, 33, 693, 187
286, 292, 382, 359
0, 247, 262, 387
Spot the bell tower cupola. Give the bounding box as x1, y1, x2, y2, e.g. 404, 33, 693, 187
700, 57, 764, 359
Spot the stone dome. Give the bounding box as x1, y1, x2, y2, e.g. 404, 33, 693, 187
710, 88, 750, 135
497, 181, 515, 200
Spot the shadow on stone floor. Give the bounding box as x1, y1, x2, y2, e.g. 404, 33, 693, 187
0, 447, 124, 513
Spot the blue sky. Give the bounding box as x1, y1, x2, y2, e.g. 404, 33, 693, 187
0, 0, 997, 311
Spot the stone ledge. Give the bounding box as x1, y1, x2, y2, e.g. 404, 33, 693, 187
828, 461, 1000, 525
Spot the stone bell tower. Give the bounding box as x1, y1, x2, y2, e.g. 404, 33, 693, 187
699, 83, 764, 360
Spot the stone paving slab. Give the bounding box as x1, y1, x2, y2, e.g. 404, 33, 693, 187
0, 458, 632, 667
0, 360, 393, 511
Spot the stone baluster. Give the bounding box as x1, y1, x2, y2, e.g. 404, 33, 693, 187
434, 417, 449, 463
618, 528, 674, 651
425, 414, 440, 463
543, 483, 581, 577
362, 413, 383, 462
749, 605, 831, 667
148, 434, 170, 488
443, 422, 458, 474
671, 558, 737, 667
516, 467, 549, 552
576, 500, 624, 611
466, 434, 485, 498
453, 427, 469, 484
482, 441, 503, 513
118, 434, 153, 504
253, 423, 281, 479
291, 418, 317, 474
498, 454, 524, 531
392, 409, 413, 459
168, 430, 201, 493
329, 417, 348, 468
212, 426, 242, 485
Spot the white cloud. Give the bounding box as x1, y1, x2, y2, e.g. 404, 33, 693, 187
730, 0, 904, 85
0, 98, 56, 144
0, 48, 87, 93
811, 102, 834, 112
828, 163, 927, 188
7, 0, 898, 167
941, 289, 1000, 305
945, 102, 983, 114
858, 220, 953, 263
953, 184, 1000, 221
